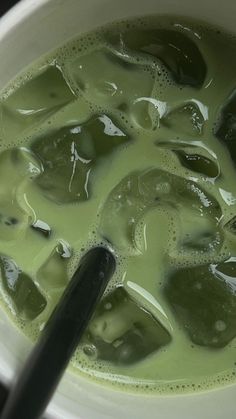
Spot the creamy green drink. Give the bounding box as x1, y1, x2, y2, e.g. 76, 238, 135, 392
1, 15, 236, 394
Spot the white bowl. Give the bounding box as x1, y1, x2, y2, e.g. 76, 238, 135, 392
0, 0, 236, 418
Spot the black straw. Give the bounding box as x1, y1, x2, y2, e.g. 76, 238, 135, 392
1, 246, 116, 419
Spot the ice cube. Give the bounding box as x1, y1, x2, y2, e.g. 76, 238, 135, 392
0, 148, 41, 240
171, 196, 223, 257
37, 244, 69, 289
66, 48, 155, 128
31, 114, 130, 204
0, 201, 29, 241
57, 240, 72, 259
83, 287, 171, 364
106, 29, 206, 87
161, 102, 206, 136
215, 89, 236, 165
31, 220, 51, 238
180, 225, 222, 253
224, 216, 236, 235
1, 66, 75, 138
164, 259, 236, 348
0, 255, 46, 320
0, 147, 42, 192
175, 151, 219, 178
99, 168, 221, 251
156, 139, 198, 150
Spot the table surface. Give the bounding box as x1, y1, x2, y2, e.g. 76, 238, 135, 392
0, 0, 21, 412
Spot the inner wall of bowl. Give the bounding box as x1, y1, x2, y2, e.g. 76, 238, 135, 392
0, 0, 236, 418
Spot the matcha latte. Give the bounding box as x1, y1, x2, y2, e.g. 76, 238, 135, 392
1, 15, 236, 394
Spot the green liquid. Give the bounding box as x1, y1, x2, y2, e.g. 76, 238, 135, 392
1, 15, 236, 394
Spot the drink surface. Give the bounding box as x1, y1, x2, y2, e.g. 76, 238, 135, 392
1, 15, 236, 394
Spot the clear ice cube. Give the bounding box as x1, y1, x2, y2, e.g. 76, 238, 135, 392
0, 147, 42, 241
99, 168, 221, 251
0, 147, 42, 190
215, 89, 236, 165
0, 255, 46, 320
0, 201, 29, 242
224, 216, 236, 235
37, 244, 70, 290
161, 102, 205, 136
31, 114, 130, 204
175, 151, 219, 178
164, 259, 236, 348
179, 218, 222, 254
83, 287, 171, 365
31, 220, 51, 238
1, 66, 75, 138
67, 48, 155, 128
105, 29, 207, 87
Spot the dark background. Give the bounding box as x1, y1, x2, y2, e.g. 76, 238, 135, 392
0, 0, 20, 412
0, 0, 19, 17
